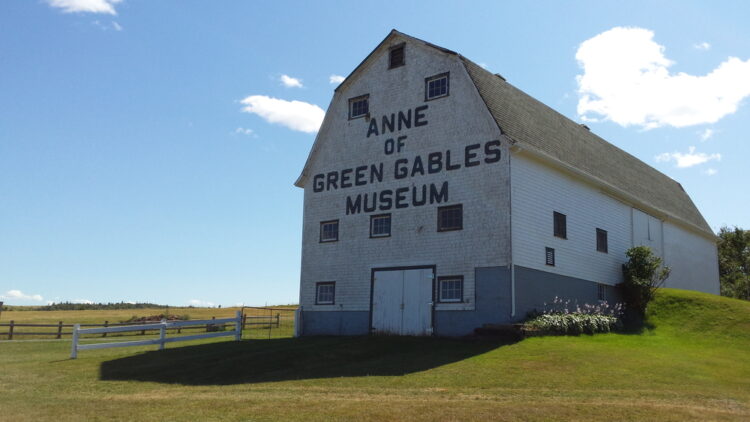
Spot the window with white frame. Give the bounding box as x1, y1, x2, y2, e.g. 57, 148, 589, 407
438, 276, 463, 303
315, 282, 335, 305
349, 95, 369, 119
370, 214, 391, 238
320, 220, 339, 242
425, 73, 449, 100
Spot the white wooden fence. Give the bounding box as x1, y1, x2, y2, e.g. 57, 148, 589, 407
70, 311, 242, 359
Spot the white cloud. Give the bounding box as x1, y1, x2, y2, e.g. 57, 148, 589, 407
0, 289, 45, 303
576, 27, 750, 129
694, 42, 711, 51
47, 0, 123, 15
71, 299, 94, 304
234, 127, 254, 136
92, 20, 121, 31
280, 74, 303, 88
329, 74, 345, 84
188, 299, 214, 307
240, 95, 324, 133
703, 168, 718, 176
655, 146, 721, 168
700, 128, 714, 141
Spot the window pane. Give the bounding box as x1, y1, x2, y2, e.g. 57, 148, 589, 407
317, 283, 335, 304
438, 205, 462, 231
350, 97, 369, 118
371, 215, 391, 237
554, 212, 566, 238
427, 75, 448, 99
596, 228, 608, 253
440, 278, 462, 302
321, 221, 338, 241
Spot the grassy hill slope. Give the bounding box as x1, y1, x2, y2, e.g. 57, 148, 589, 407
1, 288, 748, 421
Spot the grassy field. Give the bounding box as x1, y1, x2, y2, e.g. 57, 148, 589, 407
1, 289, 749, 421
0, 306, 296, 340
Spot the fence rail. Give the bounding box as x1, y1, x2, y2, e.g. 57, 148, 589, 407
0, 313, 285, 340
70, 311, 243, 359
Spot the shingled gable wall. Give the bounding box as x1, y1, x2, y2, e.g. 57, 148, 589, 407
297, 34, 511, 330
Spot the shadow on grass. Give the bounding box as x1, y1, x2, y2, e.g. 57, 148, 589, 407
100, 336, 512, 385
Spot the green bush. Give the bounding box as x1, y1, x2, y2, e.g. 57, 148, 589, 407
620, 246, 670, 319
525, 313, 620, 335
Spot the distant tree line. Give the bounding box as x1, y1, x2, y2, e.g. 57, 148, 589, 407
718, 226, 750, 301
10, 302, 168, 311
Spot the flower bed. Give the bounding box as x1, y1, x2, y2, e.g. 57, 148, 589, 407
523, 297, 623, 336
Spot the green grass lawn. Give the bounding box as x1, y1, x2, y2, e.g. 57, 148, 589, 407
1, 289, 749, 421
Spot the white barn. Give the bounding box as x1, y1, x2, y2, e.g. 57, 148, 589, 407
294, 30, 719, 336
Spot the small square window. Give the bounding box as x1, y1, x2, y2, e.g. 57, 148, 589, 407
553, 211, 567, 239
597, 283, 607, 301
370, 214, 391, 238
596, 228, 608, 253
315, 282, 335, 305
425, 73, 449, 100
389, 44, 405, 69
438, 276, 463, 303
545, 247, 555, 266
349, 95, 369, 119
438, 204, 463, 232
320, 220, 339, 242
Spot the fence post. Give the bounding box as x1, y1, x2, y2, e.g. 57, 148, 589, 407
103, 321, 109, 338
242, 313, 247, 330
70, 324, 80, 359
276, 313, 280, 328
234, 311, 242, 341
8, 320, 13, 340
159, 319, 166, 351
57, 321, 63, 339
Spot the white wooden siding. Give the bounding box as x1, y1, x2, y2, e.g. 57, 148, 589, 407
632, 208, 663, 258
663, 221, 720, 294
511, 153, 631, 285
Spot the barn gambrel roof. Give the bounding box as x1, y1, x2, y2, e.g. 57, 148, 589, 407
296, 30, 714, 237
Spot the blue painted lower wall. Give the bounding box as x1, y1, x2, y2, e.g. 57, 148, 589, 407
513, 266, 621, 321
433, 266, 512, 336
301, 310, 369, 336
300, 265, 620, 336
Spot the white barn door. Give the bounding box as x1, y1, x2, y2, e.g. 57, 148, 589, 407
372, 268, 433, 335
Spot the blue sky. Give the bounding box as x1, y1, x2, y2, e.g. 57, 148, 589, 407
1, 0, 749, 306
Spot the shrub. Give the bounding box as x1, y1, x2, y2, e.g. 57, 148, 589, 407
524, 296, 623, 335
620, 246, 670, 319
